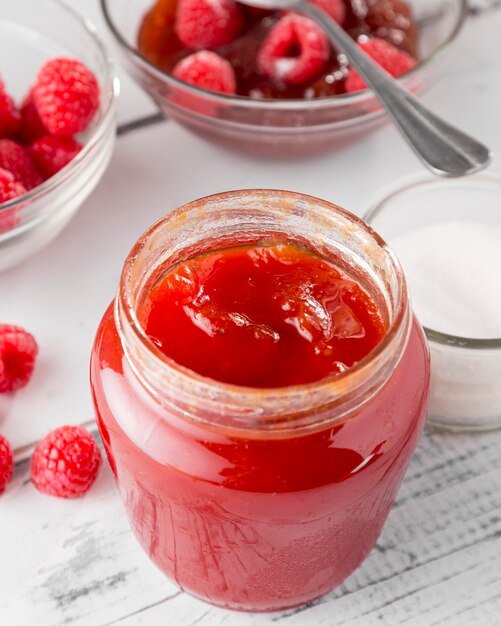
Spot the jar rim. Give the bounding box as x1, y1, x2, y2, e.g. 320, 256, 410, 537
117, 189, 410, 431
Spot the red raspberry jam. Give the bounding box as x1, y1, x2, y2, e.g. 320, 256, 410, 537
91, 190, 430, 611
139, 242, 386, 386
137, 0, 418, 99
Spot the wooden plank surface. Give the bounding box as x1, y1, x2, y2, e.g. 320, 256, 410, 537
1, 1, 501, 625
1, 430, 500, 625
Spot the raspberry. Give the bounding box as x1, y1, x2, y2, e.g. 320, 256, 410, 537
175, 0, 243, 50
0, 325, 38, 392
15, 92, 48, 146
0, 435, 13, 494
173, 51, 237, 94
0, 79, 21, 138
345, 37, 416, 93
29, 135, 82, 180
257, 14, 330, 86
31, 425, 102, 499
359, 0, 417, 56
32, 58, 100, 137
308, 0, 345, 24
0, 168, 26, 205
0, 169, 25, 233
0, 139, 43, 191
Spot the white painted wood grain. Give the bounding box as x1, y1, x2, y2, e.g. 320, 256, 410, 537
1, 431, 500, 625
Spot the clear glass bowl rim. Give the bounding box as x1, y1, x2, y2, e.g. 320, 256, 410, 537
100, 0, 467, 109
0, 0, 119, 216
364, 171, 501, 351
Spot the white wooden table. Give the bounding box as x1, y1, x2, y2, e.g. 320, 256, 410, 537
1, 2, 501, 624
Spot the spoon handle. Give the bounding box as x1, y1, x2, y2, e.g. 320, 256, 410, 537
300, 3, 492, 177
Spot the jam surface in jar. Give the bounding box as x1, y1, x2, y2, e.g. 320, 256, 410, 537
137, 0, 419, 99
139, 242, 386, 387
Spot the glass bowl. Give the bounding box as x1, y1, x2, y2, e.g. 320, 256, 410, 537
101, 0, 465, 156
364, 172, 501, 433
0, 0, 119, 271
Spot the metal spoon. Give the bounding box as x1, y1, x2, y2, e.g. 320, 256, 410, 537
240, 0, 492, 177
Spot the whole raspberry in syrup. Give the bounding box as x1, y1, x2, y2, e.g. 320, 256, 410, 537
173, 51, 237, 94
345, 37, 416, 93
310, 0, 345, 24
175, 0, 244, 50
258, 14, 330, 86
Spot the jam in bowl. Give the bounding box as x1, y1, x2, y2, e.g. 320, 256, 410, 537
91, 190, 430, 611
101, 0, 465, 154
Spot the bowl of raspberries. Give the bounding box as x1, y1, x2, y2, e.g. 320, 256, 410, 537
101, 0, 465, 155
0, 0, 118, 270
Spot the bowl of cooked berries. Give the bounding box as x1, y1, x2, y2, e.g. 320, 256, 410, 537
101, 0, 465, 155
0, 0, 118, 270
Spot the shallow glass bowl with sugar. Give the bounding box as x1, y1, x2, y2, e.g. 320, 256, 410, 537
365, 173, 501, 432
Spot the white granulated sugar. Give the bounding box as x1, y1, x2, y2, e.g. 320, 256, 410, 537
392, 219, 501, 426
392, 221, 501, 338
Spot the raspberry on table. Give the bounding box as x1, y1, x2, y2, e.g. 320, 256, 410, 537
173, 51, 237, 95
0, 139, 43, 191
15, 92, 48, 146
175, 0, 243, 50
31, 425, 102, 499
0, 79, 21, 139
345, 37, 417, 93
309, 0, 345, 24
32, 58, 100, 137
257, 14, 330, 87
0, 325, 39, 392
29, 135, 82, 180
0, 435, 13, 495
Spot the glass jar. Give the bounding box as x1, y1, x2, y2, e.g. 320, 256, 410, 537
90, 190, 430, 612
